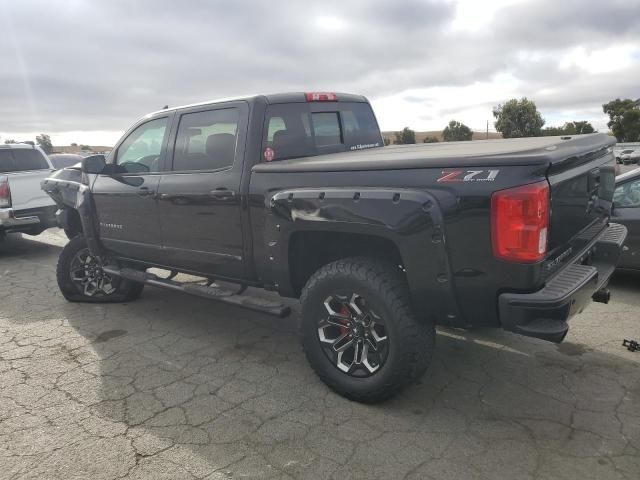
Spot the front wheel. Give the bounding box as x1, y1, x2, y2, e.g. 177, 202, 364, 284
300, 257, 435, 403
56, 236, 144, 303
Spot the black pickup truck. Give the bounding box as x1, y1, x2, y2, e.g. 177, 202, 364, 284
42, 92, 626, 402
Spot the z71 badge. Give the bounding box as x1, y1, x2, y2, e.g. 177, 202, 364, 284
437, 170, 500, 183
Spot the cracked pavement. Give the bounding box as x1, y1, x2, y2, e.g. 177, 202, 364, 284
0, 229, 639, 479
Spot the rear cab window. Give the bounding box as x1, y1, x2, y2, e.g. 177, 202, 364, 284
262, 102, 382, 162
0, 148, 50, 173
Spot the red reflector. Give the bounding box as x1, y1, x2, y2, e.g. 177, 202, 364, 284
305, 92, 338, 102
0, 176, 11, 208
491, 181, 549, 263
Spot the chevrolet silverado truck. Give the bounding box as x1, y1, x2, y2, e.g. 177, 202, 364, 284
1, 144, 57, 240
42, 92, 627, 402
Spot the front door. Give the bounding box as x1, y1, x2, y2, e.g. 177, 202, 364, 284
156, 103, 248, 278
92, 116, 170, 263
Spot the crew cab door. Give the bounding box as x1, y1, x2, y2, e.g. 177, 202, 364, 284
155, 102, 248, 278
91, 115, 171, 263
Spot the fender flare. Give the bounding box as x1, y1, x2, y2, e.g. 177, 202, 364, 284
41, 177, 104, 257
263, 187, 462, 324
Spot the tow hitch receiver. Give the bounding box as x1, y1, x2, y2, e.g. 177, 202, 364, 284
592, 288, 611, 304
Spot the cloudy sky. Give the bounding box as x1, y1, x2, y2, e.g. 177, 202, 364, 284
1, 0, 639, 146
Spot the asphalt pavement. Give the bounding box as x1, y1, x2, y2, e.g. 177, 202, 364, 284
0, 228, 639, 479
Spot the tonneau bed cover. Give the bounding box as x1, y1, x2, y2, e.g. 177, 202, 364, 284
254, 133, 615, 172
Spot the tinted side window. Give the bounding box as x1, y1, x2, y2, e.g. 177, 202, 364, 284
12, 149, 50, 170
614, 178, 640, 207
0, 151, 15, 172
173, 108, 239, 171
116, 118, 168, 173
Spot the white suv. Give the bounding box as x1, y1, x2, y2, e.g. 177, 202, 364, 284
0, 144, 57, 239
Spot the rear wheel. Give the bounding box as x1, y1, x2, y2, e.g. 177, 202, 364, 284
300, 257, 434, 403
56, 236, 144, 303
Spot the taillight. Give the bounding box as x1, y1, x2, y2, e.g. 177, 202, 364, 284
491, 181, 549, 263
0, 176, 10, 208
305, 92, 338, 102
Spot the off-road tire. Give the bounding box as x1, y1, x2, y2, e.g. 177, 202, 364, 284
300, 257, 435, 403
56, 236, 144, 303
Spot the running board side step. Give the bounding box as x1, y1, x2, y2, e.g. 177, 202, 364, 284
102, 266, 291, 318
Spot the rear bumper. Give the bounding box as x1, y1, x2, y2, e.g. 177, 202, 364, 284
498, 223, 627, 343
0, 206, 57, 234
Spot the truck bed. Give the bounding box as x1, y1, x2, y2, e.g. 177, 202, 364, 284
253, 134, 615, 172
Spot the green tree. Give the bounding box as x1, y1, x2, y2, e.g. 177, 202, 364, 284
71, 142, 78, 147
394, 127, 416, 144
543, 121, 595, 136
602, 98, 640, 142
442, 120, 473, 141
542, 126, 563, 136
568, 121, 595, 134
36, 134, 53, 154
80, 144, 91, 151
4, 139, 17, 144
383, 137, 391, 146
493, 97, 545, 138
423, 136, 439, 143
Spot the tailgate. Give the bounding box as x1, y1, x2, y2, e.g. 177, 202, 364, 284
7, 170, 56, 211
545, 138, 616, 271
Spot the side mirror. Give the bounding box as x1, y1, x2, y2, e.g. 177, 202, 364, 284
81, 155, 106, 174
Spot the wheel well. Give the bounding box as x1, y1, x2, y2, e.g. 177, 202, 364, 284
288, 231, 404, 296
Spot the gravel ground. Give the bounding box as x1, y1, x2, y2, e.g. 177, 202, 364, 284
0, 228, 639, 480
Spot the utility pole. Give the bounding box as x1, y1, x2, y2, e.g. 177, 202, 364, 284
486, 120, 489, 140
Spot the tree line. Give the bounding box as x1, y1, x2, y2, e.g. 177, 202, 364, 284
387, 97, 640, 144
3, 134, 54, 153
2, 135, 94, 154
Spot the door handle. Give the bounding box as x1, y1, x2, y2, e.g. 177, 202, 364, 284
209, 189, 236, 199
137, 186, 156, 197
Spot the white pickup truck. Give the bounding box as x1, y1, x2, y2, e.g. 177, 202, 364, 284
0, 144, 57, 239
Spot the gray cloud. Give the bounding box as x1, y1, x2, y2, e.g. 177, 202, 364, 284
1, 0, 639, 137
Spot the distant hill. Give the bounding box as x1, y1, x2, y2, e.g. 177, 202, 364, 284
52, 145, 112, 154
382, 130, 503, 143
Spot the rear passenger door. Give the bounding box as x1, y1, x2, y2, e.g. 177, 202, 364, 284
156, 102, 248, 278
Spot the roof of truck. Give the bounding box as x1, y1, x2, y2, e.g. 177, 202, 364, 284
146, 92, 368, 117
0, 143, 40, 150
253, 133, 616, 172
